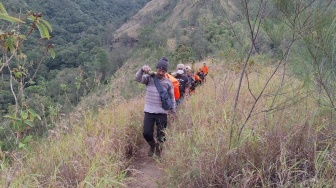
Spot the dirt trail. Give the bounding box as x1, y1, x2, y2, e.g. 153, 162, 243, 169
125, 141, 164, 188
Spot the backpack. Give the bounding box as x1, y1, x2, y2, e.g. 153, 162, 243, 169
153, 75, 173, 110
197, 71, 205, 81
165, 73, 180, 100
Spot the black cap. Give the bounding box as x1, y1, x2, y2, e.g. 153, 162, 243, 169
156, 57, 169, 72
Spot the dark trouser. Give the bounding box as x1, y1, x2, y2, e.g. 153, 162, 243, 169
176, 91, 184, 105
143, 112, 167, 143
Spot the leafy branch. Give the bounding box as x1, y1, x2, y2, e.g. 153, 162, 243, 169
0, 2, 55, 151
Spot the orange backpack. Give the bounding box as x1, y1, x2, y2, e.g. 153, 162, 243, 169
165, 73, 180, 100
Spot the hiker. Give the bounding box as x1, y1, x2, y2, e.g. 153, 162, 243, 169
196, 68, 205, 83
194, 71, 203, 87
201, 62, 208, 82
185, 66, 193, 84
175, 63, 190, 104
186, 68, 196, 95
185, 65, 191, 72
134, 57, 176, 158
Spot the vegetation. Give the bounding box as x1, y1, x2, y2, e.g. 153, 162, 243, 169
0, 0, 150, 116
0, 97, 143, 187
0, 0, 150, 151
0, 0, 336, 187
161, 60, 335, 187
0, 2, 54, 151
1, 58, 335, 186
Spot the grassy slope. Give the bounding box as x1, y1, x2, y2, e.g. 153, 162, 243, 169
0, 95, 145, 187
1, 57, 335, 187
159, 59, 336, 187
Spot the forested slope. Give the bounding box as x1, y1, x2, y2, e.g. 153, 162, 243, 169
0, 0, 150, 151
0, 0, 150, 114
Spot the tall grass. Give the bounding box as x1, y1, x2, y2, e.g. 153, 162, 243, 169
160, 60, 336, 187
1, 58, 335, 187
0, 97, 145, 187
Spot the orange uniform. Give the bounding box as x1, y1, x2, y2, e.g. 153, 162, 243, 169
194, 74, 202, 82
194, 73, 202, 86
201, 65, 208, 75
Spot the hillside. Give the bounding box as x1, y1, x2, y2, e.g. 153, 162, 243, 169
0, 0, 150, 116
1, 0, 336, 187
2, 57, 336, 186
114, 0, 240, 38
111, 0, 243, 61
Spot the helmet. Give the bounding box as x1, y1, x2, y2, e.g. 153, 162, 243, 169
176, 64, 185, 70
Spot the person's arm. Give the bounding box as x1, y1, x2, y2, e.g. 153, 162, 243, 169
134, 66, 151, 84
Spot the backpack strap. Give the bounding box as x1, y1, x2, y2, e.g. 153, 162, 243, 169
153, 75, 164, 93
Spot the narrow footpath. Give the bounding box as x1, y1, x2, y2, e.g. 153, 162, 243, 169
125, 141, 164, 188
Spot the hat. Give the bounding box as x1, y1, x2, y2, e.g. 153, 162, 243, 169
156, 57, 169, 72
185, 66, 191, 70
176, 63, 185, 70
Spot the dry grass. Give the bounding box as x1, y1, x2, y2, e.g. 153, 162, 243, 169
1, 57, 335, 187
160, 59, 336, 187
0, 97, 145, 187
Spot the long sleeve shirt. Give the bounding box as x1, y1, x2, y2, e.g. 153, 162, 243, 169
135, 68, 176, 114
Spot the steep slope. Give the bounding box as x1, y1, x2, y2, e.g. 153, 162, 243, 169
114, 0, 240, 39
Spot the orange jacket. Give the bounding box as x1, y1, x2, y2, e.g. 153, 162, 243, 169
201, 65, 208, 74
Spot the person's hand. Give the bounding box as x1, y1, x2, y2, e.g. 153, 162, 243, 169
142, 65, 151, 74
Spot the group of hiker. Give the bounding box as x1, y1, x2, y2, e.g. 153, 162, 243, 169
134, 57, 208, 158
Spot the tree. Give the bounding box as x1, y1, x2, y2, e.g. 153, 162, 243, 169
225, 0, 336, 146
0, 2, 54, 150
172, 44, 195, 66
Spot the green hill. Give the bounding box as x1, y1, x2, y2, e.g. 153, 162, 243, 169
0, 0, 150, 115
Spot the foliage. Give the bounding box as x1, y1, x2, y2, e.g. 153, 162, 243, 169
0, 0, 151, 117
0, 2, 54, 151
289, 5, 336, 110
172, 44, 195, 65
3, 108, 41, 150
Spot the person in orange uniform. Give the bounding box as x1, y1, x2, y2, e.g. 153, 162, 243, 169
201, 62, 208, 82
185, 68, 195, 95
194, 70, 202, 85
188, 71, 202, 95
196, 68, 205, 83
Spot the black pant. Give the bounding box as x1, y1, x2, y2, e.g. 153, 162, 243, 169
143, 112, 167, 143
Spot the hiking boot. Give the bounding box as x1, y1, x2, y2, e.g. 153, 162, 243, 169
147, 141, 156, 157
155, 142, 162, 157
